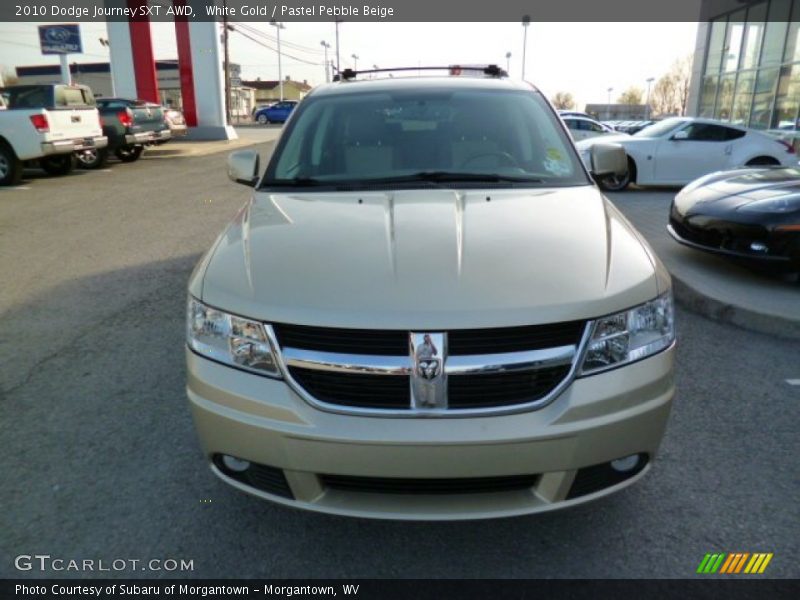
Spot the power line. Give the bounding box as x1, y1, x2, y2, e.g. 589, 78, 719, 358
235, 23, 323, 56
229, 25, 322, 67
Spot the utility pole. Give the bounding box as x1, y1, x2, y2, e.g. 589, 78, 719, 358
521, 16, 530, 80
222, 4, 231, 124
320, 40, 331, 83
351, 54, 359, 71
99, 37, 116, 96
270, 20, 286, 101
335, 19, 342, 75
505, 51, 511, 74
607, 87, 614, 120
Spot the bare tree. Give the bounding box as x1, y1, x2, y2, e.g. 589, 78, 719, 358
551, 91, 575, 110
617, 86, 644, 105
650, 55, 694, 117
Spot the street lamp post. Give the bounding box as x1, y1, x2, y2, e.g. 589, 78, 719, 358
645, 77, 655, 120
335, 19, 342, 75
607, 87, 613, 119
352, 54, 359, 71
521, 16, 530, 80
505, 51, 511, 74
270, 20, 286, 101
320, 40, 331, 83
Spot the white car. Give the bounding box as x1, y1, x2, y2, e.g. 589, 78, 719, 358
576, 117, 798, 191
562, 115, 618, 142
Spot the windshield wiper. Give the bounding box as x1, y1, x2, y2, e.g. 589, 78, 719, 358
261, 176, 322, 187
367, 171, 545, 184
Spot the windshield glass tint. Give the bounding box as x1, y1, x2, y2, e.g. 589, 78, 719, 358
265, 88, 588, 186
633, 118, 687, 138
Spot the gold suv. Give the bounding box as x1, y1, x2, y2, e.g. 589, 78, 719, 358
186, 68, 675, 520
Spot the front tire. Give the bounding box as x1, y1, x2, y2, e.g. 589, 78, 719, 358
76, 148, 108, 170
598, 169, 631, 191
257, 114, 268, 124
40, 154, 76, 176
0, 143, 23, 186
115, 145, 144, 163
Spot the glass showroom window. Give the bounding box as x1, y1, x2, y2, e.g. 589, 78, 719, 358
731, 71, 756, 125
750, 68, 780, 129
772, 63, 800, 129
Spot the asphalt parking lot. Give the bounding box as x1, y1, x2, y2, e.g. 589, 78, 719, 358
1, 138, 798, 579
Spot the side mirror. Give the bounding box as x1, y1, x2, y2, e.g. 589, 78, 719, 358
671, 130, 689, 141
590, 143, 627, 177
227, 150, 260, 187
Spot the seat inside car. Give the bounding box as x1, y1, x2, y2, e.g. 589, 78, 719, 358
342, 112, 394, 177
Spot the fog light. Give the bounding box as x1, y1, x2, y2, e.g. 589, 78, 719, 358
610, 454, 640, 473
221, 455, 250, 473
750, 242, 768, 253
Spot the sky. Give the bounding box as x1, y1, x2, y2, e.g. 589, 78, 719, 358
0, 21, 698, 109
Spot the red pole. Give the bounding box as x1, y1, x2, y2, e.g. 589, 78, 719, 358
127, 0, 160, 103
173, 0, 198, 126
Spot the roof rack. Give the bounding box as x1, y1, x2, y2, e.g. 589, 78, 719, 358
332, 64, 507, 82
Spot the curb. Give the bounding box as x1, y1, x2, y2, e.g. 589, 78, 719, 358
671, 273, 800, 341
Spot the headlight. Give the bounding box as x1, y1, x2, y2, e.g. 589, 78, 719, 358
738, 193, 800, 213
580, 291, 674, 375
187, 297, 281, 378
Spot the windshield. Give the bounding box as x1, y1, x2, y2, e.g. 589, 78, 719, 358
633, 117, 687, 138
261, 88, 589, 189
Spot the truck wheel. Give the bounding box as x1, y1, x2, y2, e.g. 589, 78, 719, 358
115, 145, 144, 163
76, 148, 109, 170
0, 143, 23, 186
40, 154, 76, 176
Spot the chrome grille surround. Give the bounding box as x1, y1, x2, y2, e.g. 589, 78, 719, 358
265, 322, 594, 418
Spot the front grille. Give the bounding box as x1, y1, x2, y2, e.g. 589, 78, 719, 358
288, 367, 410, 408
672, 218, 723, 248
321, 473, 540, 495
448, 365, 572, 408
273, 323, 406, 356
448, 321, 584, 354
277, 321, 585, 412
273, 321, 585, 356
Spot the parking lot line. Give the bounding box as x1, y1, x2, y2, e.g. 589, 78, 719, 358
786, 379, 800, 385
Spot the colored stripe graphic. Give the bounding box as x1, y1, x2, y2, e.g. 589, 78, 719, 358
702, 552, 774, 575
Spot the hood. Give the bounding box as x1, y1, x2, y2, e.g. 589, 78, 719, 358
674, 167, 800, 215
199, 186, 661, 329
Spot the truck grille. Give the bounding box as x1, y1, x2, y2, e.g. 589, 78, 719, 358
273, 321, 587, 414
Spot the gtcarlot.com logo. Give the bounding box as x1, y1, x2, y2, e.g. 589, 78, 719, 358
696, 552, 773, 574
14, 554, 194, 572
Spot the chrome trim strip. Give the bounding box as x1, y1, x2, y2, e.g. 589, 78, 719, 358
283, 348, 411, 375
445, 345, 576, 375
267, 322, 595, 419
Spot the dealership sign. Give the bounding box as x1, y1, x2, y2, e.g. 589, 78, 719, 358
38, 24, 82, 54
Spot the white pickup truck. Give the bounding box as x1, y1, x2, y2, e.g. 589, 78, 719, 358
0, 83, 108, 185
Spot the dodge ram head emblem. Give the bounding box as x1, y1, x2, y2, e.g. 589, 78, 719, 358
410, 332, 447, 410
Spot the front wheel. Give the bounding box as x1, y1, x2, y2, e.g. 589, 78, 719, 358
0, 143, 23, 186
40, 154, 76, 176
257, 114, 268, 124
76, 148, 108, 169
115, 145, 144, 163
598, 169, 631, 191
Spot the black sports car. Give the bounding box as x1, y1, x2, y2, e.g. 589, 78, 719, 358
668, 167, 800, 272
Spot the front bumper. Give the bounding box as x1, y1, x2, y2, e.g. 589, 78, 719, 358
41, 135, 108, 155
668, 219, 799, 267
124, 129, 172, 145
187, 343, 675, 520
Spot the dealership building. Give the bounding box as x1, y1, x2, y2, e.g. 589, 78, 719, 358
688, 0, 800, 133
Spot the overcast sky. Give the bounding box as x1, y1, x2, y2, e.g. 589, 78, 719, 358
0, 21, 698, 109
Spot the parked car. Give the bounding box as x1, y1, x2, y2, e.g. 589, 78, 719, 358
577, 117, 798, 191
186, 71, 676, 520
668, 166, 800, 273
0, 83, 107, 185
557, 109, 593, 119
251, 102, 277, 117
162, 107, 188, 140
562, 115, 619, 141
253, 100, 298, 124
76, 98, 171, 168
